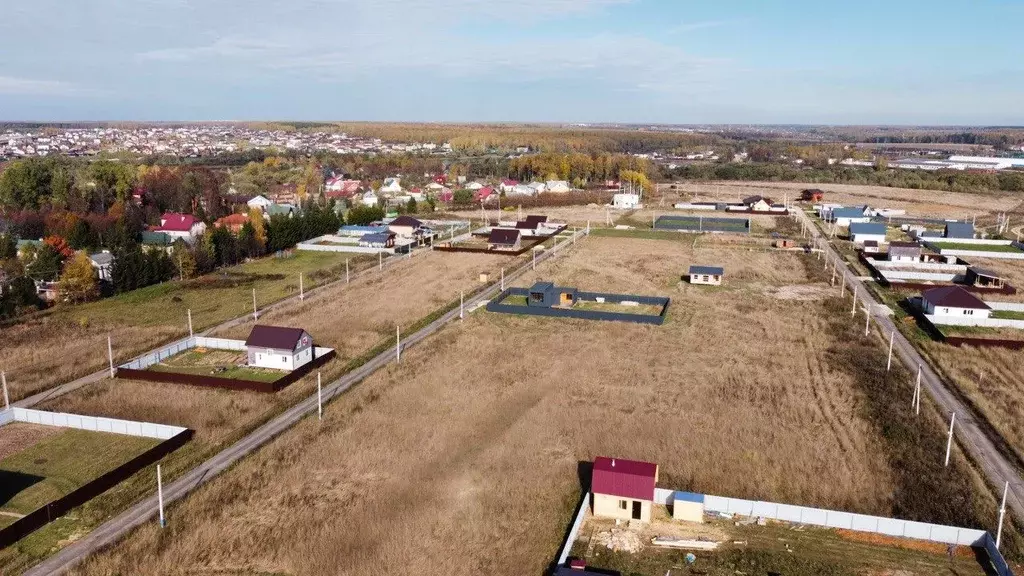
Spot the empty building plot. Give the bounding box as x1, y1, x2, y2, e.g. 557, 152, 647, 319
654, 215, 750, 234
0, 408, 191, 547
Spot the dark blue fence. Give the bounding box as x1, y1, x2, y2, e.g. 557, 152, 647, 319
487, 288, 670, 325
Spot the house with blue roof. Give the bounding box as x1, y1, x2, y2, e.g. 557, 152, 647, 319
849, 222, 887, 245
944, 222, 975, 239
829, 206, 871, 227
688, 265, 724, 286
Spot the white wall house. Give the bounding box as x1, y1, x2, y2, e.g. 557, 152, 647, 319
361, 191, 379, 207
612, 193, 641, 209
150, 212, 206, 243
245, 325, 315, 371
380, 177, 402, 194
922, 286, 992, 319
849, 222, 887, 246
545, 180, 571, 193
247, 195, 273, 210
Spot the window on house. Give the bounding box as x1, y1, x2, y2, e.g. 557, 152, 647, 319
702, 275, 709, 282
282, 355, 288, 362
966, 310, 974, 315
619, 500, 628, 510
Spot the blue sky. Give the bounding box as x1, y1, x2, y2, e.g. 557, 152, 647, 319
1, 0, 1022, 124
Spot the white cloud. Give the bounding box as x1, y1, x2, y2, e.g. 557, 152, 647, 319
137, 37, 289, 62
0, 75, 100, 96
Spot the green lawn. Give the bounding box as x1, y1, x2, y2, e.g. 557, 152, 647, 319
930, 242, 1023, 253
0, 429, 159, 527
590, 228, 693, 241
991, 310, 1024, 321
52, 251, 363, 330
146, 348, 285, 383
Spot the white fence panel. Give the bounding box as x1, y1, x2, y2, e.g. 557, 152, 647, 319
924, 314, 1024, 329
751, 501, 778, 518
0, 409, 14, 426
824, 510, 854, 529
557, 492, 591, 566
193, 337, 247, 351
989, 302, 1024, 312
802, 507, 828, 526
851, 514, 879, 532
776, 504, 803, 523
881, 271, 959, 282
11, 407, 186, 440
876, 517, 905, 537
653, 488, 673, 505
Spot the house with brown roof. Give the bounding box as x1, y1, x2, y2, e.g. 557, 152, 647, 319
591, 456, 658, 523
487, 228, 522, 251
921, 286, 992, 319
245, 325, 314, 371
214, 213, 249, 234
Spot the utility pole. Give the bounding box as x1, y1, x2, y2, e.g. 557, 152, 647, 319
886, 331, 894, 372
299, 273, 304, 301
157, 464, 165, 528
913, 365, 922, 415
252, 288, 258, 321
841, 273, 846, 297
864, 307, 870, 336
851, 286, 858, 317
460, 291, 464, 320
187, 309, 193, 337
945, 412, 956, 467
107, 335, 115, 378
501, 268, 505, 291
2, 371, 9, 411
997, 481, 1009, 549
317, 371, 323, 421
396, 325, 401, 363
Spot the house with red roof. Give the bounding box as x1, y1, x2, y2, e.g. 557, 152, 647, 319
474, 186, 496, 203
150, 212, 206, 243
591, 456, 658, 522
499, 179, 519, 193
325, 178, 361, 199
214, 213, 249, 234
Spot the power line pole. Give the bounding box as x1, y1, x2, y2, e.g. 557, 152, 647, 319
187, 309, 193, 337
1, 371, 9, 411
107, 335, 115, 378
317, 371, 323, 421
157, 464, 165, 528
997, 481, 1009, 549
945, 412, 956, 467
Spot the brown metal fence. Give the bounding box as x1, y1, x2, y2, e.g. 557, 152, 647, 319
115, 349, 337, 393
0, 428, 193, 549
434, 226, 568, 256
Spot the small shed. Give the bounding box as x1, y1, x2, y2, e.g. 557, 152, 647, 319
688, 265, 724, 286
863, 240, 881, 254
801, 188, 825, 202
944, 222, 975, 239
527, 282, 577, 307
592, 456, 658, 523
774, 239, 794, 249
245, 325, 314, 371
967, 266, 1006, 289
487, 228, 522, 251
672, 492, 705, 523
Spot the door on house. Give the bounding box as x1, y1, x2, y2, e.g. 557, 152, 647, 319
631, 501, 642, 520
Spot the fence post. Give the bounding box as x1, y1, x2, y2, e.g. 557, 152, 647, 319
997, 481, 1009, 549
864, 307, 870, 336
107, 335, 115, 378
157, 464, 165, 528
2, 371, 8, 410
501, 268, 505, 291
945, 412, 956, 467
886, 331, 894, 372
851, 286, 857, 317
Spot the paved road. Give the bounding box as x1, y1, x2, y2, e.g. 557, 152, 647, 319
23, 229, 585, 576
13, 246, 436, 409
797, 210, 1024, 524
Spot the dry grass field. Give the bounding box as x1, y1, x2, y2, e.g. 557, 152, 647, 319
660, 181, 1020, 218
38, 250, 507, 449
922, 340, 1024, 465
0, 423, 61, 462
68, 236, 939, 576
0, 250, 508, 573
